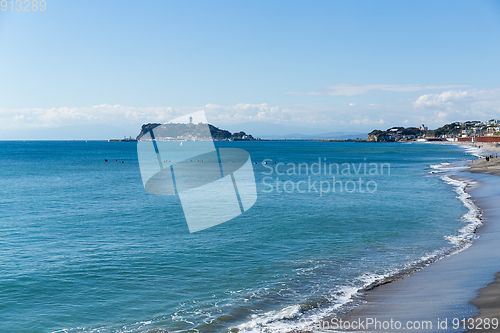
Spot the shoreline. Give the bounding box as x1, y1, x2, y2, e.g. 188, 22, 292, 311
425, 140, 500, 154
306, 144, 500, 332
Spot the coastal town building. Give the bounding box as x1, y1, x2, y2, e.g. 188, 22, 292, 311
368, 119, 500, 143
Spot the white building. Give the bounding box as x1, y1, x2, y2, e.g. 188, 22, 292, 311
418, 124, 428, 132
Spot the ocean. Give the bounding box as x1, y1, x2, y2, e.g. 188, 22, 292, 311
0, 141, 480, 332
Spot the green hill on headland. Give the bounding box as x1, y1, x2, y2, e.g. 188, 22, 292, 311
368, 119, 500, 142
136, 123, 257, 141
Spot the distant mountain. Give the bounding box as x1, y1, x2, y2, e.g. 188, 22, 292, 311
219, 121, 367, 140
222, 121, 331, 137
262, 132, 368, 140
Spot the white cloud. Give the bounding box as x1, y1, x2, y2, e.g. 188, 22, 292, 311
414, 90, 474, 107
287, 83, 469, 96
0, 104, 187, 130
350, 118, 385, 125
413, 88, 500, 124
1, 87, 499, 138
0, 102, 393, 132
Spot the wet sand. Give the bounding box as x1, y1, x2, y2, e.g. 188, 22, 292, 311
468, 156, 500, 177
468, 272, 500, 332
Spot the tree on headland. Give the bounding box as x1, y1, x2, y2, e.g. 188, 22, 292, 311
368, 127, 424, 142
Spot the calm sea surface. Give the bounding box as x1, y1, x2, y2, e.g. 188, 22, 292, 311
0, 141, 477, 332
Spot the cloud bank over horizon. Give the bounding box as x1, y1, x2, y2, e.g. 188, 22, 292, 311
1, 87, 499, 138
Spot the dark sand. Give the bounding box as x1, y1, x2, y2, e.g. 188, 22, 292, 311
468, 272, 500, 332
468, 156, 500, 177
466, 152, 500, 332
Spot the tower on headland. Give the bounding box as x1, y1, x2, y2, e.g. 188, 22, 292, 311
419, 124, 428, 132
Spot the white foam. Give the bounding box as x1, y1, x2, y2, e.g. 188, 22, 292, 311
233, 304, 302, 332
231, 271, 400, 333
441, 175, 482, 248
429, 162, 468, 173
430, 162, 452, 169
459, 145, 483, 158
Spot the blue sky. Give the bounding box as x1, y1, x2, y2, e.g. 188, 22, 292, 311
1, 0, 499, 138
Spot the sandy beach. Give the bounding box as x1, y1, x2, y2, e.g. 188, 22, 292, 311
465, 151, 500, 332
468, 156, 500, 177
425, 141, 500, 154
469, 272, 500, 332
436, 141, 500, 176
459, 142, 500, 154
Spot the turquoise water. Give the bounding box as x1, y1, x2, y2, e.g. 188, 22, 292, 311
0, 141, 477, 332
